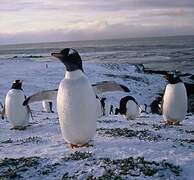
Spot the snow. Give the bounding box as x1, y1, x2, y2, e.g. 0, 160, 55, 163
0, 58, 193, 179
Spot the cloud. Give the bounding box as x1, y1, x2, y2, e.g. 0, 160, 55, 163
0, 0, 194, 44
1, 19, 194, 44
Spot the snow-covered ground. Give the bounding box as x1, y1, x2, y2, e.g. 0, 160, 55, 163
0, 58, 193, 179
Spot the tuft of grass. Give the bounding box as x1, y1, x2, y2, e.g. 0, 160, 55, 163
17, 136, 43, 144
63, 151, 93, 161
97, 128, 161, 141
0, 157, 40, 179
1, 139, 13, 144
61, 156, 181, 179
97, 119, 118, 124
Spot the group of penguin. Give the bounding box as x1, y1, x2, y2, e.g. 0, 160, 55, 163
0, 48, 188, 148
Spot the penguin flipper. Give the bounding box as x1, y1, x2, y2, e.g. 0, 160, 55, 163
23, 89, 58, 105
1, 104, 6, 119
0, 102, 3, 108
92, 81, 130, 94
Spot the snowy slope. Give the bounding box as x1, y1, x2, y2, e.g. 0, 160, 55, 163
0, 59, 193, 179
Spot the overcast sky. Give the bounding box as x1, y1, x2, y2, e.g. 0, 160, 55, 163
0, 0, 194, 44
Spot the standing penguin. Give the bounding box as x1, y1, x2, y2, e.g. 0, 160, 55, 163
42, 100, 54, 113
51, 48, 97, 148
162, 74, 187, 125
96, 96, 102, 117
139, 104, 148, 114
115, 96, 139, 120
99, 96, 113, 116
1, 80, 30, 130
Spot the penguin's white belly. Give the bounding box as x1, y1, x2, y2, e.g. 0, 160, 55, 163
57, 77, 97, 145
5, 90, 29, 127
126, 101, 139, 120
163, 83, 187, 122
42, 100, 51, 112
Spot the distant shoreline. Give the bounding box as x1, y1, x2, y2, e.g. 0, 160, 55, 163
0, 34, 194, 47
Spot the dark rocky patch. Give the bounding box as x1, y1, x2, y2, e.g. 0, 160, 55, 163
97, 119, 118, 123
0, 157, 40, 179
190, 75, 194, 80
97, 128, 161, 141
17, 136, 43, 144
144, 69, 169, 75
13, 55, 44, 59
104, 74, 149, 84
1, 139, 13, 144
62, 157, 181, 179
62, 151, 93, 161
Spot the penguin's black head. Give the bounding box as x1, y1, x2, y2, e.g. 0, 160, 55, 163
164, 73, 182, 84
100, 97, 106, 103
51, 48, 83, 72
11, 80, 23, 90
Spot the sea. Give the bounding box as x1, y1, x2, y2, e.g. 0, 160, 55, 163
0, 35, 194, 74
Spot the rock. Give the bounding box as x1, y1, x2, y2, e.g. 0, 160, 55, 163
185, 83, 194, 96
188, 94, 194, 113
135, 64, 145, 73
190, 75, 194, 80
144, 69, 168, 75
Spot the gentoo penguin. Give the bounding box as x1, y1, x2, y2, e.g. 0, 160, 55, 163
42, 100, 54, 113
150, 97, 162, 114
2, 80, 30, 130
139, 104, 148, 114
162, 74, 187, 125
51, 48, 97, 148
100, 97, 110, 116
109, 105, 114, 115
115, 96, 139, 120
139, 104, 148, 113
96, 96, 102, 117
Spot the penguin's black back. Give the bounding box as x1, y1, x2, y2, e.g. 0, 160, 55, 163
119, 96, 137, 115
100, 98, 106, 116
165, 74, 182, 84
49, 102, 54, 113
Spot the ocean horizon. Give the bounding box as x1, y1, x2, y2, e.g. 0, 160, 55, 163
0, 35, 194, 74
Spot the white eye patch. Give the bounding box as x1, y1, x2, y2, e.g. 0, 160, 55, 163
69, 48, 76, 55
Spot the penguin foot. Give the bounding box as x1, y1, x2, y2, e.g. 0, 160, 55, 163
10, 126, 26, 130
69, 143, 90, 149
174, 121, 182, 126
165, 120, 181, 126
